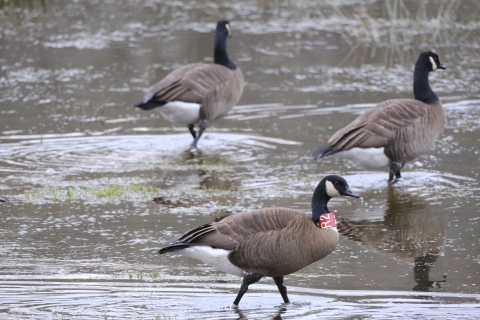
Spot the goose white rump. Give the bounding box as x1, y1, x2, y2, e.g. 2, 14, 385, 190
157, 101, 201, 125
182, 246, 245, 277
336, 147, 390, 169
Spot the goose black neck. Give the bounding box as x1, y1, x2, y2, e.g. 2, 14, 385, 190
311, 184, 331, 222
413, 62, 438, 104
214, 31, 236, 70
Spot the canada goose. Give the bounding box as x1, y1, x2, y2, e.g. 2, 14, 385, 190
159, 175, 359, 306
133, 20, 244, 148
313, 52, 446, 182
337, 186, 446, 291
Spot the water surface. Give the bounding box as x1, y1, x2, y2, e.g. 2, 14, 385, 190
0, 0, 479, 319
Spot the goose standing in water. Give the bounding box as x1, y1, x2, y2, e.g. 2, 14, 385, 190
313, 52, 446, 182
159, 175, 359, 306
134, 20, 244, 148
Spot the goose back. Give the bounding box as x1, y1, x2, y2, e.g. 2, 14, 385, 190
169, 207, 339, 277
327, 98, 445, 162
145, 63, 244, 122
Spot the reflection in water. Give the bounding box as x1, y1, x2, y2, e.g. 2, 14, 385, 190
0, 0, 47, 10
338, 186, 446, 291
232, 302, 287, 320
233, 307, 246, 320
272, 306, 287, 320
152, 152, 238, 216
181, 148, 203, 160
413, 253, 445, 292
198, 169, 235, 191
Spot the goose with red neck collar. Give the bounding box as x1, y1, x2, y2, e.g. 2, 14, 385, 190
158, 175, 358, 306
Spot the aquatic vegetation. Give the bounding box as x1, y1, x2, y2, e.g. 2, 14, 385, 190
0, 0, 479, 318
24, 182, 160, 203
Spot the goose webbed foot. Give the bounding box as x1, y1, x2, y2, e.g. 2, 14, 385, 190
388, 162, 403, 184
190, 141, 199, 150
273, 276, 290, 304
188, 125, 206, 150
233, 273, 263, 306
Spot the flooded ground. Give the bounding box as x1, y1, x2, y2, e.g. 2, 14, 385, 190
0, 0, 480, 319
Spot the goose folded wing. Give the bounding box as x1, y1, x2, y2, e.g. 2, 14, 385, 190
328, 99, 428, 150
146, 63, 242, 120
199, 67, 244, 121
144, 63, 206, 105
175, 208, 302, 251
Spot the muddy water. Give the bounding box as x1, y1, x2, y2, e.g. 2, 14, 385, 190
0, 0, 480, 319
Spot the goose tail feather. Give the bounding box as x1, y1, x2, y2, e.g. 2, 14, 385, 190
158, 243, 204, 255
313, 144, 338, 160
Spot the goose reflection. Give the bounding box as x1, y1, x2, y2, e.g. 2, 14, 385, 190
153, 164, 237, 211
338, 186, 446, 291
231, 302, 286, 320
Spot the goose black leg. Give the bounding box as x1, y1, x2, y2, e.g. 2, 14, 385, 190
395, 171, 402, 179
233, 273, 263, 306
389, 161, 403, 183
195, 126, 206, 146
188, 124, 196, 141
273, 276, 290, 304
191, 126, 206, 149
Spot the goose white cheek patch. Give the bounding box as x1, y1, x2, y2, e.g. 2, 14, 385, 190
429, 56, 437, 70
325, 180, 341, 197
319, 212, 337, 229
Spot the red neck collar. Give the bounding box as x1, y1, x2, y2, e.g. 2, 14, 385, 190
318, 212, 337, 229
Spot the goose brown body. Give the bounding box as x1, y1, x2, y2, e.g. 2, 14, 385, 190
313, 52, 446, 182
326, 98, 446, 164
171, 207, 339, 277
159, 175, 359, 306
141, 62, 244, 125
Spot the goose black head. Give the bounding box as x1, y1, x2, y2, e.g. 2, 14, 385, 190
322, 175, 359, 199
418, 52, 446, 72
311, 175, 358, 222
214, 20, 236, 69
216, 20, 231, 38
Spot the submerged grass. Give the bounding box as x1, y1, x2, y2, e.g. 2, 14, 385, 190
112, 269, 166, 282
24, 182, 160, 203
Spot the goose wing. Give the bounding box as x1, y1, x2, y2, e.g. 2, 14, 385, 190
143, 63, 243, 121
160, 208, 303, 253
314, 99, 429, 158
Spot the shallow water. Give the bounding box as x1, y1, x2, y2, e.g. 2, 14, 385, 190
0, 0, 480, 319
